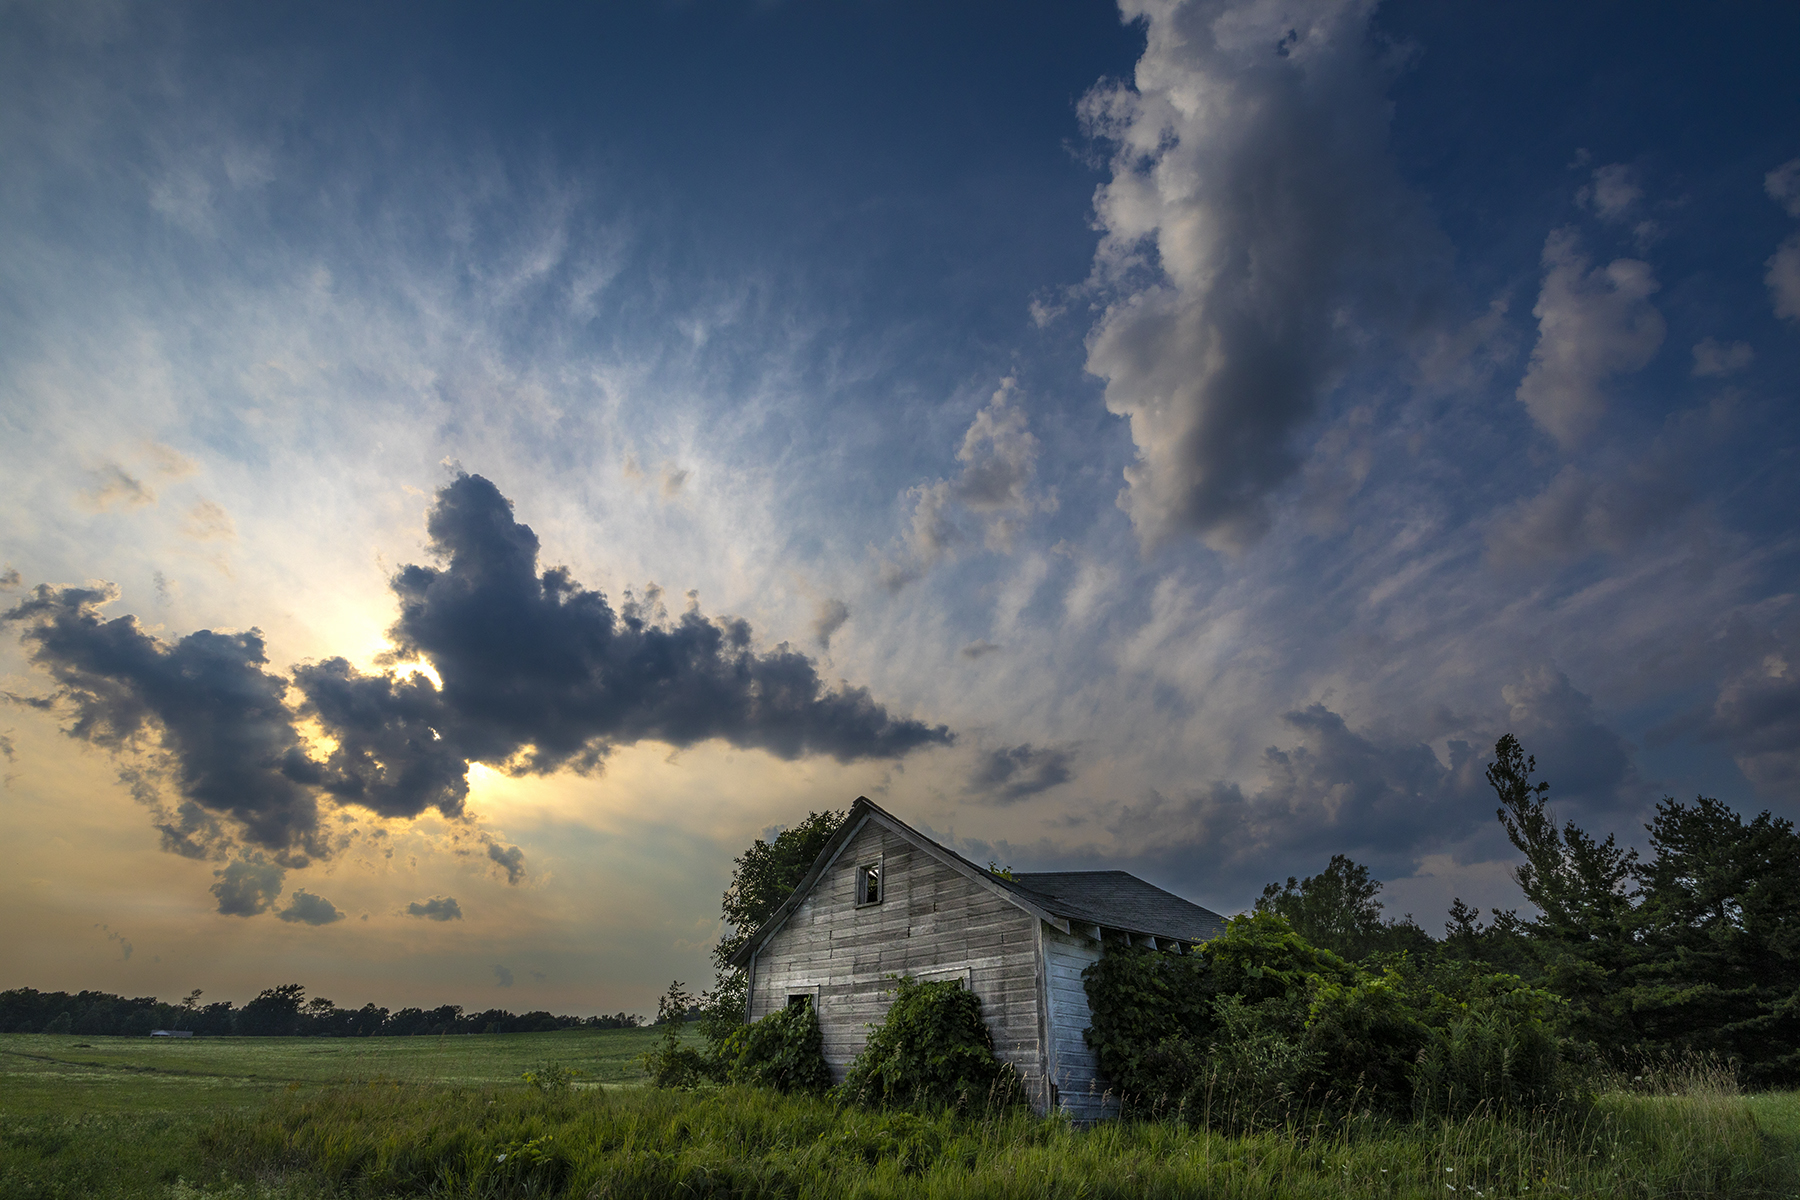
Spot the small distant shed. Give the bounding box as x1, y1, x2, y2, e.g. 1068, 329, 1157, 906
729, 796, 1227, 1118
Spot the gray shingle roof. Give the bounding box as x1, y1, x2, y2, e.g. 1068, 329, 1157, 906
1008, 871, 1228, 944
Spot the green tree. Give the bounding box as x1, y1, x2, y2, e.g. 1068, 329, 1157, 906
1254, 853, 1432, 961
1630, 795, 1800, 1085
1486, 734, 1638, 1048
701, 809, 846, 1043
1489, 735, 1637, 944
240, 984, 307, 1036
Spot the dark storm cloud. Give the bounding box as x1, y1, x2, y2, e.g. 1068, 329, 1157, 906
4, 585, 326, 863
5, 476, 949, 906
492, 964, 514, 987
1106, 672, 1645, 899
293, 474, 951, 817
970, 743, 1076, 803
486, 840, 527, 885
1656, 619, 1800, 800
408, 896, 463, 921
277, 889, 346, 925
211, 857, 286, 917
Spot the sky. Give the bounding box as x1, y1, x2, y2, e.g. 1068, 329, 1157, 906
2, 0, 1798, 1018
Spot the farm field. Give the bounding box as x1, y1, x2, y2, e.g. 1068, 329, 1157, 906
2, 1032, 1799, 1199
0, 1027, 679, 1117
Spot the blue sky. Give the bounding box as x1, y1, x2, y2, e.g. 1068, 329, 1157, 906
2, 0, 1797, 1015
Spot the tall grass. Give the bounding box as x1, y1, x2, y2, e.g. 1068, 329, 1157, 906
182, 1079, 1795, 1199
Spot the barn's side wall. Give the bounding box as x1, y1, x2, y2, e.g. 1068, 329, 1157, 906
1041, 925, 1121, 1121
748, 819, 1050, 1109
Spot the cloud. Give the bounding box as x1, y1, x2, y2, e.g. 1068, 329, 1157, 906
969, 743, 1076, 803
1767, 159, 1800, 323
1578, 164, 1643, 222
100, 925, 133, 960
1486, 458, 1690, 569
1691, 338, 1754, 378
1079, 0, 1442, 552
211, 856, 286, 917
492, 964, 514, 987
82, 463, 155, 510
1, 568, 22, 590
1516, 229, 1665, 447
887, 378, 1052, 584
486, 840, 526, 885
295, 474, 951, 818
182, 500, 235, 542
6, 476, 948, 895
4, 584, 327, 862
407, 896, 463, 921
277, 889, 346, 925
1662, 629, 1800, 801
810, 598, 850, 650
960, 640, 1002, 660
1767, 158, 1800, 219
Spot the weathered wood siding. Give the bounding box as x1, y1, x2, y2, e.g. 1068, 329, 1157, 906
748, 818, 1049, 1108
1042, 925, 1121, 1121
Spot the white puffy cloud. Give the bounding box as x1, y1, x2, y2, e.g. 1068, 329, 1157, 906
1516, 229, 1665, 447
884, 378, 1052, 586
1764, 158, 1800, 323
1080, 0, 1441, 553
1766, 158, 1800, 219
1691, 337, 1754, 377
1578, 164, 1643, 222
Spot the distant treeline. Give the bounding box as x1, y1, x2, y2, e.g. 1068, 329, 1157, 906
0, 984, 642, 1037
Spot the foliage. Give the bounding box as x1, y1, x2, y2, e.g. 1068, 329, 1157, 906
5, 1024, 1797, 1199
726, 1000, 833, 1094
1630, 795, 1800, 1085
520, 1061, 583, 1092
840, 977, 1026, 1113
1254, 854, 1433, 962
700, 808, 848, 1056
641, 981, 716, 1090
0, 984, 639, 1037
1439, 735, 1800, 1086
157, 1081, 1800, 1199
1084, 912, 1570, 1127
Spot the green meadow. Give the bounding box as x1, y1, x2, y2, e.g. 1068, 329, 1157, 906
4, 1030, 1800, 1199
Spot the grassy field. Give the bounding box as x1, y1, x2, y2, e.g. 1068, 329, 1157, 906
0, 1028, 678, 1118
3, 1031, 1798, 1198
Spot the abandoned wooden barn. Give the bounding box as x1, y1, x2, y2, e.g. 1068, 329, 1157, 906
729, 796, 1228, 1119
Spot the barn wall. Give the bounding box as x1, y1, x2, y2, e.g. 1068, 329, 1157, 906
1041, 925, 1121, 1121
749, 817, 1049, 1109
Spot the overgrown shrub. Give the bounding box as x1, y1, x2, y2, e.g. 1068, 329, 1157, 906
1084, 912, 1573, 1128
641, 982, 717, 1090
840, 977, 1025, 1113
728, 1001, 832, 1095
1413, 979, 1567, 1118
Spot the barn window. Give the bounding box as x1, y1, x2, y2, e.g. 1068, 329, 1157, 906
787, 993, 812, 1012
856, 859, 883, 906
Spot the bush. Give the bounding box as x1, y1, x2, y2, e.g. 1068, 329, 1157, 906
1413, 979, 1567, 1118
641, 982, 717, 1090
728, 1001, 832, 1095
840, 977, 1025, 1113
1083, 913, 1576, 1128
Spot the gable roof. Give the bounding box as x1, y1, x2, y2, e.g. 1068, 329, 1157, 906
1009, 872, 1227, 944
727, 796, 1228, 968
